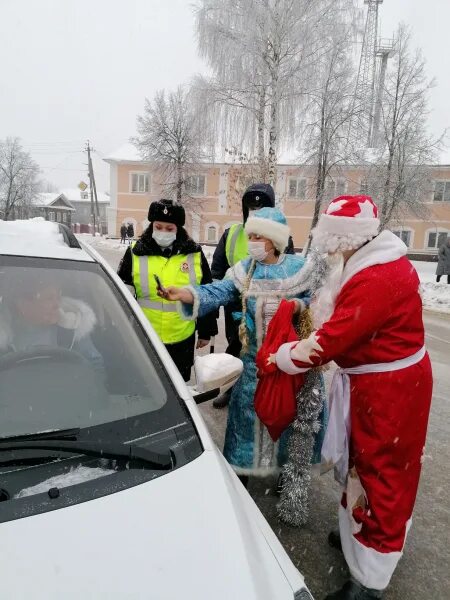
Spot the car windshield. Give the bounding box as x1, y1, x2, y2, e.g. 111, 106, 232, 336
0, 256, 189, 441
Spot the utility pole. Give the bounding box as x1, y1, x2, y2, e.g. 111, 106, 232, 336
85, 141, 101, 235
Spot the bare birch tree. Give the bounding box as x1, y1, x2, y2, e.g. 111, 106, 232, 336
0, 137, 40, 221
366, 25, 442, 228
194, 0, 359, 185
300, 33, 359, 252
133, 87, 208, 207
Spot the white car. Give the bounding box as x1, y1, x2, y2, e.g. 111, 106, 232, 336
0, 219, 313, 600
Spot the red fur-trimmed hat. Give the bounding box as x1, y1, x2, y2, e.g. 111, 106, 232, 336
312, 195, 380, 253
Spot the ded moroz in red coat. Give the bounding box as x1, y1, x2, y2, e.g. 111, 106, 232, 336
275, 230, 433, 592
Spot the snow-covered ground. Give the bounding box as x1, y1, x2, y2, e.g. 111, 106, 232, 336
77, 235, 450, 315
412, 261, 450, 315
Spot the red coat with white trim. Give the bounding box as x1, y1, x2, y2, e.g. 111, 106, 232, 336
282, 251, 432, 562
303, 256, 425, 368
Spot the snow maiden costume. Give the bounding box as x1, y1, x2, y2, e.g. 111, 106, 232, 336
274, 196, 433, 600
178, 208, 327, 520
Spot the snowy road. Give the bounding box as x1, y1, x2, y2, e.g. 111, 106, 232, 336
94, 239, 450, 600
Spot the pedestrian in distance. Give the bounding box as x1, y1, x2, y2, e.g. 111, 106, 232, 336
126, 222, 135, 244
117, 199, 217, 382
157, 207, 327, 511
273, 195, 433, 600
436, 235, 450, 283
210, 183, 294, 409
120, 223, 128, 244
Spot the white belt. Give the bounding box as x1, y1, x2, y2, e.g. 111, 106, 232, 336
322, 346, 426, 485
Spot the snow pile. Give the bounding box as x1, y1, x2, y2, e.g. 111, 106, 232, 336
412, 261, 450, 315
76, 233, 125, 252
15, 465, 115, 498
201, 245, 215, 264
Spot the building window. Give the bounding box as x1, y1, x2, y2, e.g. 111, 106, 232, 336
360, 179, 369, 194
130, 173, 149, 193
48, 211, 56, 222
392, 229, 412, 247
62, 213, 67, 223
185, 175, 206, 196
433, 181, 450, 202
336, 178, 347, 196
207, 225, 217, 242
326, 179, 336, 197
288, 178, 306, 200
427, 230, 449, 249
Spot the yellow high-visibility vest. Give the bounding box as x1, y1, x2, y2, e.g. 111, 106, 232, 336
225, 223, 248, 266
132, 247, 202, 344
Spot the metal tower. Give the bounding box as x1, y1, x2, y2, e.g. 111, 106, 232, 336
370, 37, 395, 147
353, 0, 383, 147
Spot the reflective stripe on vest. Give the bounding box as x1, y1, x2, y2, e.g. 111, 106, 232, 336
131, 247, 202, 344
225, 224, 249, 266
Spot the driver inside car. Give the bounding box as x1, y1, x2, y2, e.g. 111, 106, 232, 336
0, 270, 103, 371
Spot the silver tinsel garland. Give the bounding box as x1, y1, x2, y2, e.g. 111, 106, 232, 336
276, 249, 329, 527
277, 369, 325, 526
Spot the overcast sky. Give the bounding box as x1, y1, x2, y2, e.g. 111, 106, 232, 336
0, 0, 448, 192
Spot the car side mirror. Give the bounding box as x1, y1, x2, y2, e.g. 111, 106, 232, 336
189, 353, 243, 405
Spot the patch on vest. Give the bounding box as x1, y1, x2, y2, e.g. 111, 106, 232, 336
180, 262, 190, 273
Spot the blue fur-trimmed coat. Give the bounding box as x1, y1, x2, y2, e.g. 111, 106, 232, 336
182, 253, 326, 477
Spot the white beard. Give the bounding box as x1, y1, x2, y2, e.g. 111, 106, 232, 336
311, 253, 344, 330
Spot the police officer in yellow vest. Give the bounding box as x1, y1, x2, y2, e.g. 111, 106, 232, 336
211, 183, 294, 407
118, 199, 217, 381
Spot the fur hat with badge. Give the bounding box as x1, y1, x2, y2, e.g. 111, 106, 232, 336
148, 199, 185, 228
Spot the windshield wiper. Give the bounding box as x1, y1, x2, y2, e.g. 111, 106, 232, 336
0, 440, 173, 470
0, 428, 81, 443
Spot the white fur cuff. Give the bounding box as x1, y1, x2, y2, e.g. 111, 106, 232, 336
275, 342, 310, 374
176, 285, 200, 321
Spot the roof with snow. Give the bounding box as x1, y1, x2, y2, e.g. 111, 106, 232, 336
0, 218, 93, 261
33, 193, 75, 210
61, 188, 110, 204
103, 143, 144, 164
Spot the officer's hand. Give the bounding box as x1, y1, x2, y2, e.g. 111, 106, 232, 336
196, 339, 209, 349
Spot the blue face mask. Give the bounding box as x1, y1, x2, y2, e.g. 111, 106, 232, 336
152, 231, 176, 248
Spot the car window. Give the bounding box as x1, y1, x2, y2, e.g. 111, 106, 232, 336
0, 257, 186, 440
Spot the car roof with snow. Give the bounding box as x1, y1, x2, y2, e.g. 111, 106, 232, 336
0, 218, 94, 262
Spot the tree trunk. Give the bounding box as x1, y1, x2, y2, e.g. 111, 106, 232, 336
268, 95, 278, 187
176, 162, 183, 202
257, 86, 266, 181
381, 147, 395, 228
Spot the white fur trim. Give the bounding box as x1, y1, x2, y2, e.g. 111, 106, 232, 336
232, 465, 282, 477
58, 298, 96, 342
245, 216, 290, 252
317, 213, 380, 237
311, 230, 377, 253
339, 505, 410, 590
275, 342, 309, 374
176, 285, 199, 321
341, 230, 407, 288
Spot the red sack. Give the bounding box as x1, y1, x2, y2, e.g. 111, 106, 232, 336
254, 299, 305, 441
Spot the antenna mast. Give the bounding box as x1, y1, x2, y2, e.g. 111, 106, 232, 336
353, 0, 383, 148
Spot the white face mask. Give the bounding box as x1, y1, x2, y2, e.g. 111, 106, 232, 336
248, 241, 269, 262
152, 230, 176, 248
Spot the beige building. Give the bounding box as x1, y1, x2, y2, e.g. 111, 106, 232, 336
104, 144, 450, 252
